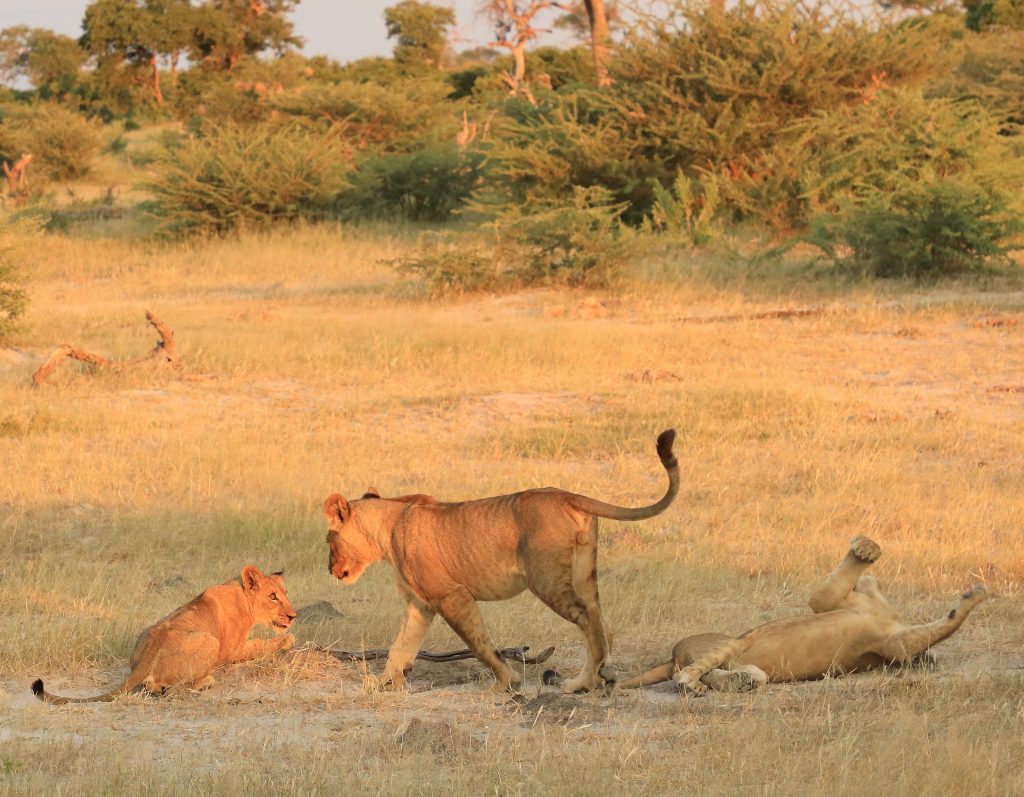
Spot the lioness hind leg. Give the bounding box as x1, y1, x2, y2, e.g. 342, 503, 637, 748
529, 531, 612, 694
808, 535, 882, 613
148, 630, 220, 692
873, 584, 990, 663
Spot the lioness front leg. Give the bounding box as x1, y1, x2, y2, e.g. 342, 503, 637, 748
437, 590, 521, 692
873, 584, 990, 663
378, 599, 436, 690
232, 632, 296, 663
808, 535, 882, 613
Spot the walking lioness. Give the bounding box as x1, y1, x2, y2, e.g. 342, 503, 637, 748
615, 536, 989, 694
32, 566, 296, 704
323, 429, 679, 693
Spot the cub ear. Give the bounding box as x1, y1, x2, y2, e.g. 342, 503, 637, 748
241, 565, 264, 592
324, 493, 351, 523
361, 487, 381, 500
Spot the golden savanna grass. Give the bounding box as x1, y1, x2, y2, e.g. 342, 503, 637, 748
1, 223, 1022, 796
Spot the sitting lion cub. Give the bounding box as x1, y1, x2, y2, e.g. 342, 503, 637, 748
32, 566, 296, 704
617, 536, 989, 694
324, 429, 679, 694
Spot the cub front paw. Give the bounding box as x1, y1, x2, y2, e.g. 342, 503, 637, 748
849, 535, 881, 563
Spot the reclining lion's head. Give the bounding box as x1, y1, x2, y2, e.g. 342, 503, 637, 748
240, 565, 296, 632
324, 493, 374, 585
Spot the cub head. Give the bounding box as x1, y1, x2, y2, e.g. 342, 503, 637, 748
324, 493, 374, 585
240, 565, 296, 633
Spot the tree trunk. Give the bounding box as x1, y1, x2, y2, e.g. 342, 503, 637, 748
584, 0, 612, 87
150, 53, 163, 105
512, 42, 527, 85
171, 50, 179, 87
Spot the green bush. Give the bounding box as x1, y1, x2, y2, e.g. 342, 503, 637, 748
146, 122, 349, 236
481, 0, 957, 227
397, 187, 631, 292
806, 181, 1023, 278
0, 218, 33, 341
337, 145, 485, 222
646, 170, 722, 246
0, 105, 101, 181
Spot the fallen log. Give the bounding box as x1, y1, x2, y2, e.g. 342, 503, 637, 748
300, 643, 556, 665
32, 311, 179, 386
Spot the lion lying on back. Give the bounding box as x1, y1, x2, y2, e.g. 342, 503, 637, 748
33, 566, 296, 704
615, 536, 989, 694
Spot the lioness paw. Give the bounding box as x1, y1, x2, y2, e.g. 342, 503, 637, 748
849, 536, 881, 563
962, 583, 990, 602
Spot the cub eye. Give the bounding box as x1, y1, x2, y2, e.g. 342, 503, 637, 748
270, 593, 279, 602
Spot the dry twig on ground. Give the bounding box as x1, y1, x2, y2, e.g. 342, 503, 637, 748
32, 311, 180, 386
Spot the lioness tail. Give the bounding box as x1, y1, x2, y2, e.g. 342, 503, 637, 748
31, 677, 132, 705
568, 429, 679, 521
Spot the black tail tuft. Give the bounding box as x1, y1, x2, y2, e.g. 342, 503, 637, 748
31, 678, 44, 697
656, 428, 678, 469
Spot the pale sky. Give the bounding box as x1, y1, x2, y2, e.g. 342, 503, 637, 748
0, 0, 567, 64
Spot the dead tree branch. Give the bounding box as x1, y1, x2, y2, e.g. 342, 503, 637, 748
32, 311, 180, 386
301, 643, 556, 665
2, 153, 32, 201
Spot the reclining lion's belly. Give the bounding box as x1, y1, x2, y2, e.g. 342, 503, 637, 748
734, 612, 892, 681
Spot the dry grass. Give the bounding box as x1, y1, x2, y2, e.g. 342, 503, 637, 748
1, 224, 1022, 796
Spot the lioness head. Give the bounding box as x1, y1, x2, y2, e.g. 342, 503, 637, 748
324, 493, 374, 585
241, 565, 296, 632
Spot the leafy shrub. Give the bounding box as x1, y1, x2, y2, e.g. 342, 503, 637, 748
482, 0, 957, 226
806, 181, 1023, 278
146, 122, 349, 236
713, 88, 1022, 228
0, 217, 33, 341
0, 105, 101, 181
337, 145, 485, 222
396, 187, 631, 292
272, 77, 455, 154
496, 187, 631, 286
646, 170, 722, 246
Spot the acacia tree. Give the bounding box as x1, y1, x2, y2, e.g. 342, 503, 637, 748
384, 1, 455, 71
190, 0, 302, 73
81, 0, 165, 104
145, 0, 194, 87
481, 0, 568, 102
0, 26, 86, 90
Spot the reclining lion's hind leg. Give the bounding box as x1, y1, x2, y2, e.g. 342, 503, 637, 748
808, 535, 882, 613
672, 637, 748, 696
872, 584, 990, 664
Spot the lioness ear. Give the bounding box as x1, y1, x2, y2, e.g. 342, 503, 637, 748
241, 565, 263, 591
324, 493, 351, 523
361, 487, 381, 500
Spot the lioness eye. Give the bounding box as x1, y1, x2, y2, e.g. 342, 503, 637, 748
270, 593, 279, 602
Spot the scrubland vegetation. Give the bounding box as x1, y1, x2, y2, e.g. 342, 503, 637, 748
1, 1, 1023, 795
